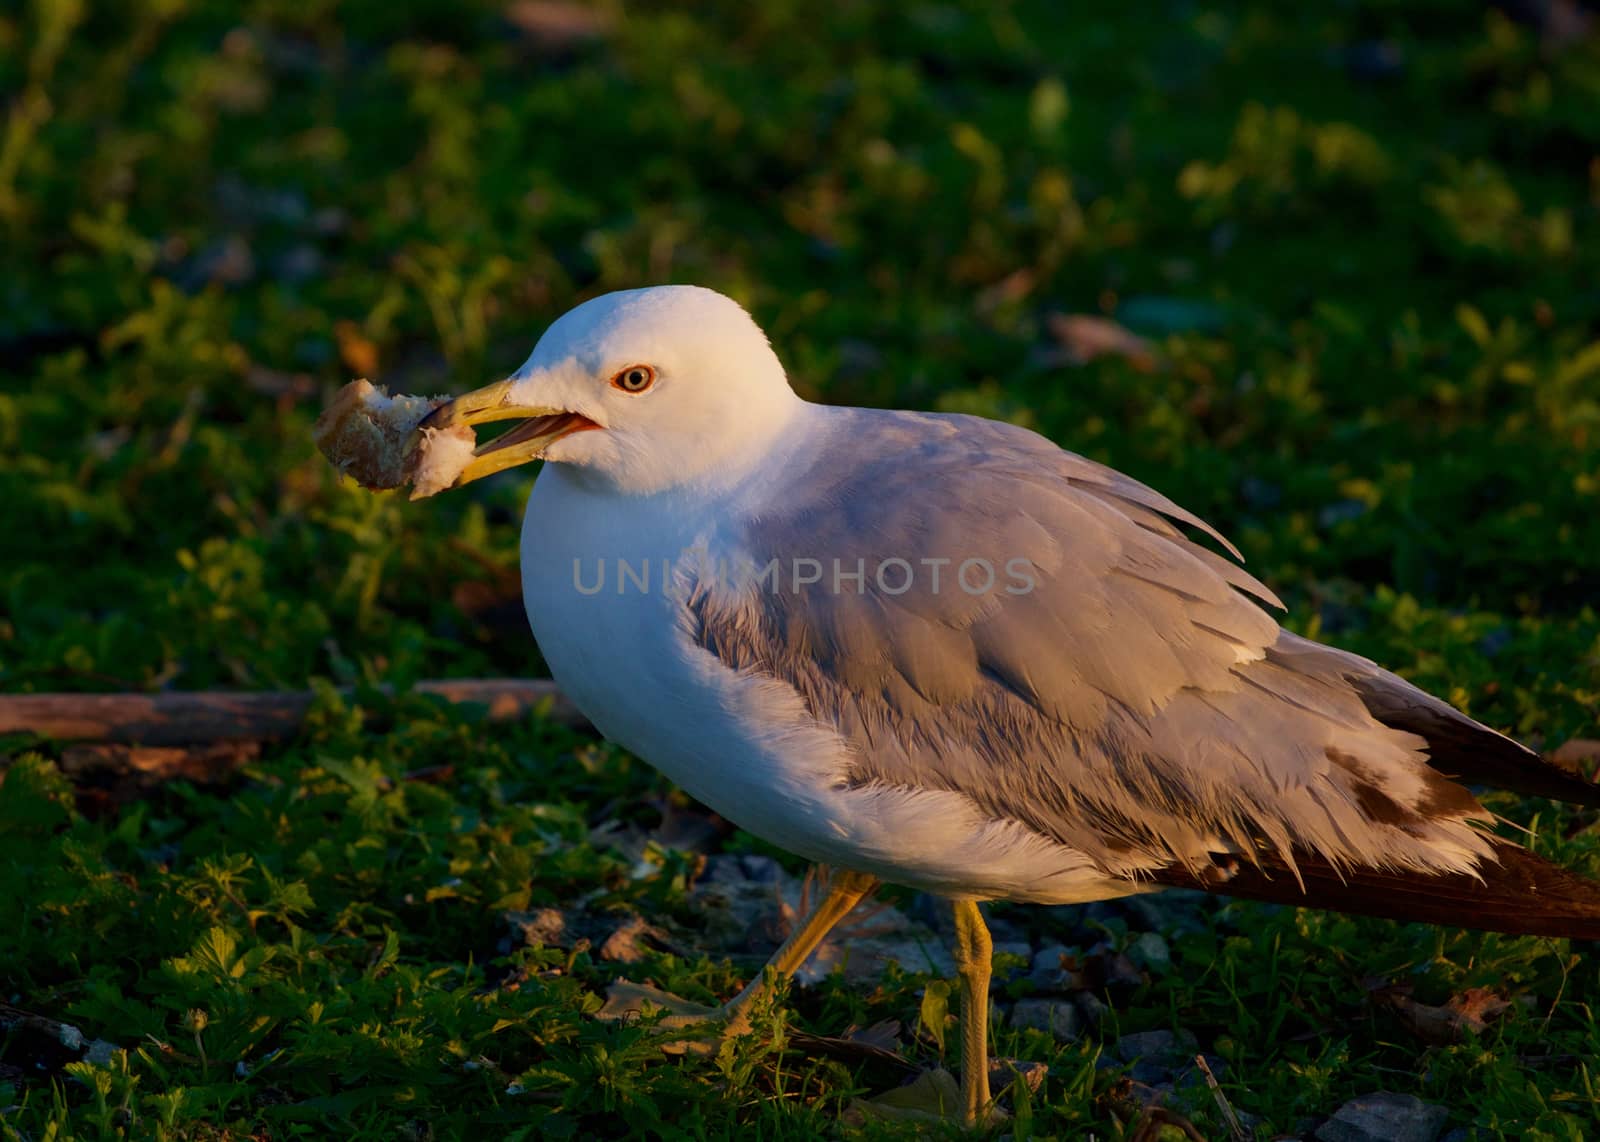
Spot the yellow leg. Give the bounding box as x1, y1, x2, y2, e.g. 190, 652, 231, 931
952, 899, 994, 1127
723, 866, 879, 1033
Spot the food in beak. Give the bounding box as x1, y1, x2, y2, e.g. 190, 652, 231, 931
313, 379, 477, 498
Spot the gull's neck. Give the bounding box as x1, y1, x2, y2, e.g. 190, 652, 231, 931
697, 389, 815, 497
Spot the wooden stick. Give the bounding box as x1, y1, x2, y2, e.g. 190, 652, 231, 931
59, 740, 264, 782
0, 678, 587, 747
1193, 1053, 1249, 1142
0, 1002, 119, 1078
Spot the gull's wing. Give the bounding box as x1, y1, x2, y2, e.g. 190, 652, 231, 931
684, 407, 1600, 934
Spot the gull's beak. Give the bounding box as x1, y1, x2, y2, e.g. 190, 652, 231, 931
418, 378, 598, 488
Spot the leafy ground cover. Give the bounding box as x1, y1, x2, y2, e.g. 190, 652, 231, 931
3, 0, 1599, 1136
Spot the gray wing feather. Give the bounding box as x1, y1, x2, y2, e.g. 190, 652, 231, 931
686, 408, 1495, 884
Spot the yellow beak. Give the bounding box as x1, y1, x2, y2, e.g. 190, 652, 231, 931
418, 378, 597, 489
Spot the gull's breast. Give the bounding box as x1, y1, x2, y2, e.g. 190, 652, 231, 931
518, 467, 864, 860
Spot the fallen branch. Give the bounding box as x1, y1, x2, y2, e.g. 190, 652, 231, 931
0, 680, 589, 802
0, 678, 586, 748
59, 740, 264, 784
0, 1003, 118, 1082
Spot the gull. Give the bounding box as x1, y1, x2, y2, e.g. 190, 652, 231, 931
420, 285, 1600, 1126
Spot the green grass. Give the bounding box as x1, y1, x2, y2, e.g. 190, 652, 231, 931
3, 0, 1599, 1136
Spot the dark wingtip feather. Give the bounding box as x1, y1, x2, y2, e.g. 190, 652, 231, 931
1266, 631, 1600, 809
1414, 710, 1600, 809
1360, 687, 1600, 810
1151, 841, 1600, 940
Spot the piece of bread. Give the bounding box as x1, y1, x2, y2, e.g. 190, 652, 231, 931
409, 422, 480, 499
313, 379, 476, 499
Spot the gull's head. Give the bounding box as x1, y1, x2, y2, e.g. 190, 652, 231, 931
421, 286, 800, 495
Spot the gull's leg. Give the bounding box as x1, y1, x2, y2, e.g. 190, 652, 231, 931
722, 866, 879, 1034
602, 866, 878, 1044
951, 899, 994, 1127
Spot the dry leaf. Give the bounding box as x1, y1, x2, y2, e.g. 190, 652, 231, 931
596, 979, 717, 1025
1379, 984, 1513, 1045
789, 1023, 916, 1074
506, 1, 610, 49
334, 320, 380, 377
844, 1068, 973, 1127
1551, 739, 1600, 770
504, 907, 568, 948
1049, 313, 1160, 372
598, 914, 674, 964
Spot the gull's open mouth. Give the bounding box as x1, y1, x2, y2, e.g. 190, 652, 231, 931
417, 379, 601, 488
475, 410, 599, 460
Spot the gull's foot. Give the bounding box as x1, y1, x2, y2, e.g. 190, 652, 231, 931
601, 982, 1007, 1128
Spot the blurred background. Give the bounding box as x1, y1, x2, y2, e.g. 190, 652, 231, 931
5, 0, 1599, 741
4, 3, 1600, 1136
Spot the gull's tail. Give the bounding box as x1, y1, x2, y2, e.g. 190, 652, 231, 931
1152, 840, 1600, 940
1153, 633, 1600, 938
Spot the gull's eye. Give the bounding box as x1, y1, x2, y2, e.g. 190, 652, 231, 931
611, 364, 656, 394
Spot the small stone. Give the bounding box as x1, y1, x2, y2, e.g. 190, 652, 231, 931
1030, 940, 1094, 985
1030, 944, 1070, 977
1100, 1029, 1197, 1084
985, 914, 1028, 944
809, 934, 953, 981
992, 940, 1034, 964
1028, 948, 1071, 991
1008, 999, 1080, 1043
1117, 1029, 1175, 1062
1074, 991, 1109, 1025
1102, 949, 1146, 988
1080, 902, 1129, 931
738, 854, 784, 883
1139, 887, 1212, 933
1315, 1092, 1449, 1142
698, 854, 741, 884
1114, 1028, 1199, 1082
1126, 932, 1171, 973
1124, 895, 1172, 931
700, 853, 785, 886
1129, 1060, 1170, 1084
